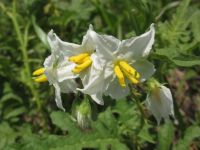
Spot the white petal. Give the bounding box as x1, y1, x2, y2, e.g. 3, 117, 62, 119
59, 79, 78, 93
119, 24, 155, 60
90, 53, 103, 71
90, 30, 120, 61
104, 61, 114, 79
47, 30, 84, 56
145, 94, 162, 124
78, 78, 105, 104
47, 30, 60, 53
145, 86, 174, 124
105, 78, 130, 99
91, 92, 104, 105
78, 54, 113, 98
78, 68, 104, 103
43, 55, 55, 84
79, 69, 104, 95
44, 55, 53, 68
78, 53, 114, 102
53, 83, 65, 111
57, 61, 77, 82
132, 60, 156, 81
81, 26, 96, 54
160, 86, 174, 117
78, 53, 104, 94
44, 67, 56, 85
43, 55, 77, 83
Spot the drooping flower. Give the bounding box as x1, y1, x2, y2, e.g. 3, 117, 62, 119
33, 30, 78, 111
37, 25, 104, 105
145, 79, 174, 124
80, 24, 155, 102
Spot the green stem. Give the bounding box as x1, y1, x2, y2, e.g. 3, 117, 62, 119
129, 85, 146, 121
8, 0, 41, 110
128, 85, 146, 149
117, 18, 122, 39
92, 0, 115, 33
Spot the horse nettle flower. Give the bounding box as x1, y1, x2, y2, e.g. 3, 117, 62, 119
33, 25, 105, 109
80, 24, 155, 102
33, 30, 78, 111
46, 25, 104, 105
145, 79, 174, 124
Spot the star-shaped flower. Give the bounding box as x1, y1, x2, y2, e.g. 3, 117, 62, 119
80, 24, 155, 102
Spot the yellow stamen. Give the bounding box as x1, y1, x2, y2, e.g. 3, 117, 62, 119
73, 56, 91, 65
119, 61, 140, 79
72, 58, 92, 74
69, 53, 89, 64
114, 65, 126, 87
122, 70, 139, 84
34, 74, 48, 82
81, 56, 90, 63
33, 68, 47, 83
33, 68, 45, 76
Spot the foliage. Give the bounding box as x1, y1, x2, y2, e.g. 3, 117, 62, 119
0, 0, 200, 150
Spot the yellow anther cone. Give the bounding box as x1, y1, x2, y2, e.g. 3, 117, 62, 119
123, 70, 139, 84
34, 74, 48, 82
114, 65, 126, 87
119, 61, 140, 79
33, 68, 45, 76
72, 58, 92, 74
81, 56, 90, 63
69, 53, 89, 64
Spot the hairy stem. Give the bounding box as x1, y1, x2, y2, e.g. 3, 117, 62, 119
8, 0, 41, 110
129, 85, 146, 149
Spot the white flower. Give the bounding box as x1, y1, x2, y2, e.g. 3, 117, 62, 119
145, 84, 174, 124
32, 30, 78, 111
80, 24, 155, 102
43, 25, 104, 105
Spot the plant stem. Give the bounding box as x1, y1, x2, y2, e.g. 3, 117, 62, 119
129, 85, 146, 149
8, 0, 41, 110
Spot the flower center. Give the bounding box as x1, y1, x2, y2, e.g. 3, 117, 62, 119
114, 60, 140, 87
69, 53, 92, 74
32, 68, 48, 82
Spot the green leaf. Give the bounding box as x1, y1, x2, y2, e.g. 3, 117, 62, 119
190, 11, 200, 41
50, 111, 78, 132
138, 123, 155, 144
155, 48, 200, 67
113, 99, 140, 129
172, 55, 200, 67
49, 111, 129, 150
31, 16, 50, 49
156, 0, 200, 69
4, 106, 26, 119
0, 92, 23, 103
174, 126, 200, 150
1, 82, 22, 101
97, 107, 118, 135
157, 122, 174, 150
0, 122, 18, 150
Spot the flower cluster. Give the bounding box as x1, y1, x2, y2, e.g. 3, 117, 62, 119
33, 24, 174, 123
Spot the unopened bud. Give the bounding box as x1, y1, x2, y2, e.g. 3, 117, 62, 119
76, 98, 91, 129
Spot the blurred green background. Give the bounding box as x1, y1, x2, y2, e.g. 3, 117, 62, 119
0, 0, 200, 149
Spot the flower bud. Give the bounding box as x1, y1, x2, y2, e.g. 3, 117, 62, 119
75, 98, 92, 129
146, 78, 174, 124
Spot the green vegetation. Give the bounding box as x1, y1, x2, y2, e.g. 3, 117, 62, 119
0, 0, 200, 149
